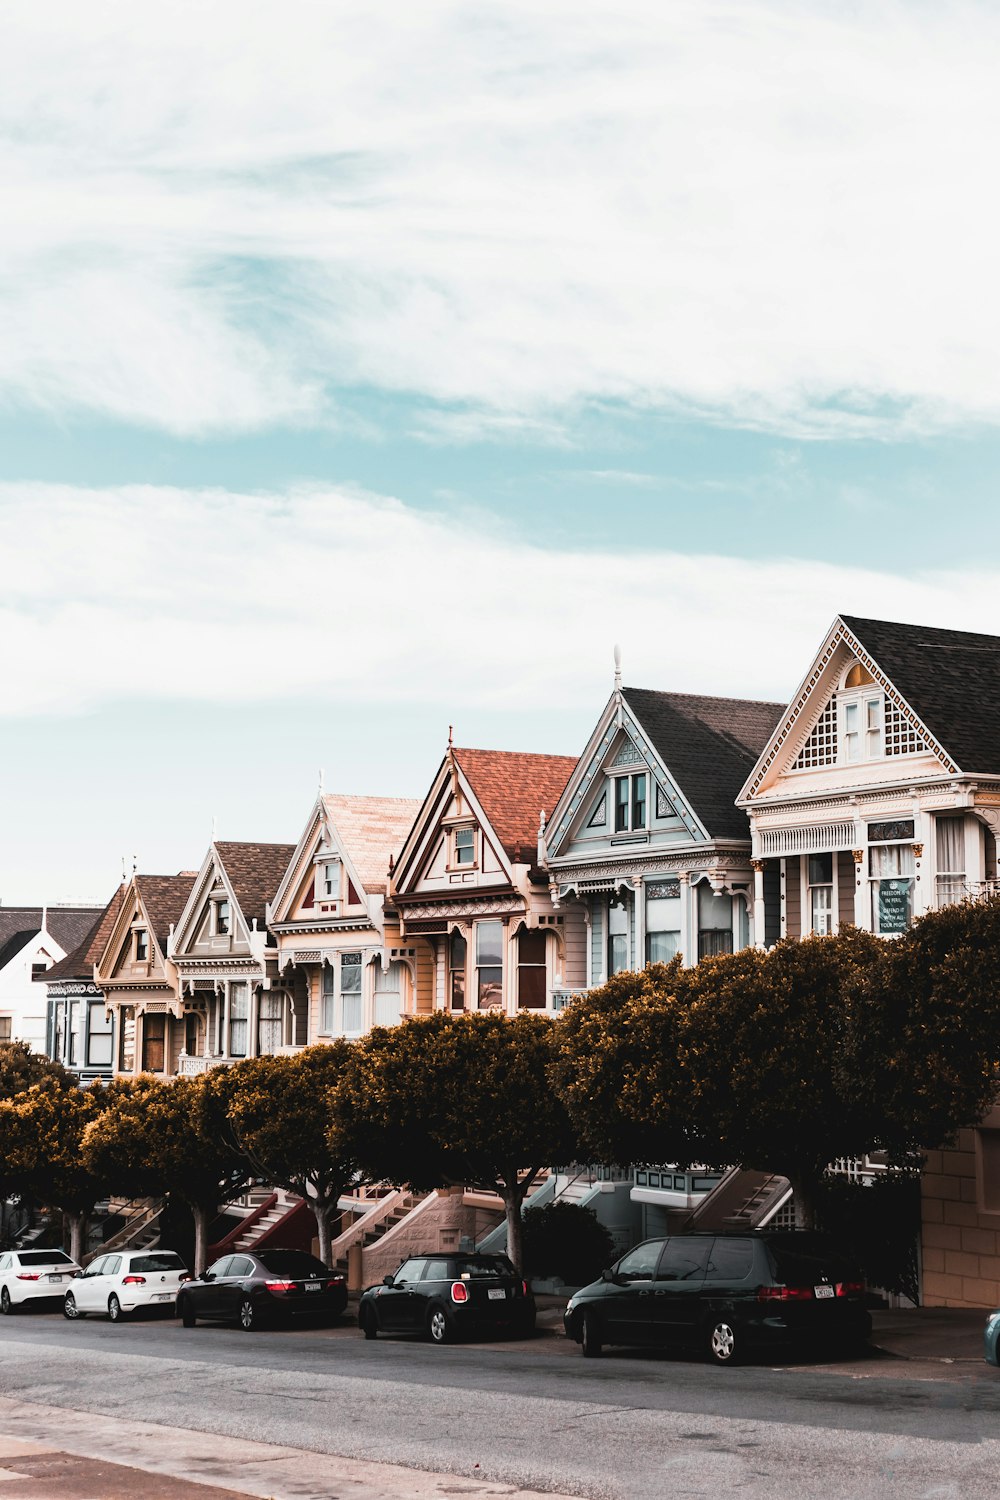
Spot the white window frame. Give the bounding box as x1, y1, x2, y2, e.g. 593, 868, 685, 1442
339, 952, 363, 1035
451, 825, 477, 869
612, 773, 648, 833
319, 964, 335, 1034
840, 690, 883, 764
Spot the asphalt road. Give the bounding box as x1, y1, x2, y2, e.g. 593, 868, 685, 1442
2, 1307, 1000, 1499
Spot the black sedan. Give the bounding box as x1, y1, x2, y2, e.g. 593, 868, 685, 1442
177, 1249, 347, 1331
359, 1253, 536, 1344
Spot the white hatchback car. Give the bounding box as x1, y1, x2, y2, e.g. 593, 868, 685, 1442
63, 1250, 191, 1322
0, 1249, 81, 1313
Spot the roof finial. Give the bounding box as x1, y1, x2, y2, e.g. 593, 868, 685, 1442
448, 724, 454, 747
318, 767, 325, 794
211, 813, 217, 842
132, 853, 137, 876
614, 643, 622, 691
121, 854, 127, 884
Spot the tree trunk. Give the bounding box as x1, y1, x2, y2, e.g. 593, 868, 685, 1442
191, 1202, 214, 1274
67, 1210, 88, 1265
502, 1187, 527, 1274
311, 1192, 336, 1268
788, 1172, 819, 1230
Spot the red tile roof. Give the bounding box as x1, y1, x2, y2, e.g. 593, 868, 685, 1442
451, 747, 578, 870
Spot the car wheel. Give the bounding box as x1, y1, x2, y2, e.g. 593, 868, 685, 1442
179, 1298, 196, 1329
63, 1292, 82, 1320
1, 1287, 15, 1316
361, 1307, 378, 1340
581, 1310, 603, 1358
108, 1294, 126, 1323
708, 1318, 740, 1365
427, 1305, 452, 1345
239, 1297, 256, 1332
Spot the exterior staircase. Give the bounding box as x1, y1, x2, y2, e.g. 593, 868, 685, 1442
676, 1168, 792, 1233
207, 1189, 314, 1261
330, 1189, 428, 1273
83, 1198, 163, 1265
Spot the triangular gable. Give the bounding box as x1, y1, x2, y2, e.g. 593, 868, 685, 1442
739, 616, 955, 804
268, 797, 371, 925
392, 753, 513, 898
546, 696, 708, 861
99, 881, 171, 982
170, 845, 252, 957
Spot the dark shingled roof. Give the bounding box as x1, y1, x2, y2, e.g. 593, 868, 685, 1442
622, 687, 786, 840
0, 904, 105, 975
43, 887, 127, 983
451, 747, 578, 871
135, 873, 198, 955
842, 615, 1000, 775
214, 842, 296, 931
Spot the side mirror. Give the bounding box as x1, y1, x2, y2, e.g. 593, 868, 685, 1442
382, 1275, 395, 1287
601, 1268, 617, 1283
201, 1270, 215, 1282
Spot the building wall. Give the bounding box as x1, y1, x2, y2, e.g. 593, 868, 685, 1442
921, 1124, 1000, 1307
562, 904, 587, 989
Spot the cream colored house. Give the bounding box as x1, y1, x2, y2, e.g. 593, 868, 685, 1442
267, 793, 421, 1040
94, 873, 195, 1077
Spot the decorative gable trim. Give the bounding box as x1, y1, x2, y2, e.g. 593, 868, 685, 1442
391, 753, 516, 899
739, 617, 956, 804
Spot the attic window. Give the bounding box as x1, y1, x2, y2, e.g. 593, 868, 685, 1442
322, 861, 340, 899
214, 900, 230, 936
454, 827, 475, 866
134, 930, 148, 962
844, 662, 875, 688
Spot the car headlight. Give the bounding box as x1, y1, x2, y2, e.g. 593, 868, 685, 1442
566, 1295, 578, 1314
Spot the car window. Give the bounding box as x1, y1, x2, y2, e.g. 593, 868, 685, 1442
767, 1245, 855, 1284
228, 1258, 254, 1278
86, 1257, 107, 1277
0, 1254, 9, 1271
206, 1257, 232, 1279
615, 1241, 665, 1281
393, 1259, 428, 1284
130, 1254, 186, 1274
257, 1250, 327, 1277
421, 1259, 452, 1281
17, 1250, 74, 1266
655, 1238, 712, 1281
450, 1258, 513, 1280
104, 1256, 122, 1276
705, 1239, 755, 1281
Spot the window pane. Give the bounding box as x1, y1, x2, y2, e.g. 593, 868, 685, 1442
698, 929, 733, 959
229, 983, 248, 1018
450, 970, 466, 1010
476, 921, 503, 965
810, 885, 833, 935
937, 817, 965, 875
478, 968, 502, 1009
455, 827, 475, 864
341, 954, 362, 992
87, 1004, 113, 1067
609, 933, 628, 975
646, 931, 679, 964
320, 967, 335, 1032
632, 774, 646, 829
615, 777, 629, 831
808, 853, 832, 885
517, 934, 546, 1010
142, 1014, 166, 1071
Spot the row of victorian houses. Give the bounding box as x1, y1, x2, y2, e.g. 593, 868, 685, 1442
19, 612, 1000, 1306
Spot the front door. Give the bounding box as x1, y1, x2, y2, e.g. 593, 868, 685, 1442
649, 1237, 712, 1345
601, 1240, 664, 1346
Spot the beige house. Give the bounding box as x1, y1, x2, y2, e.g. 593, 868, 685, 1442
94, 873, 196, 1076
168, 841, 297, 1074
389, 744, 584, 1014
267, 793, 421, 1040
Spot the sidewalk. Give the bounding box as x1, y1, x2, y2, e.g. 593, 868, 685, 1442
870, 1306, 988, 1363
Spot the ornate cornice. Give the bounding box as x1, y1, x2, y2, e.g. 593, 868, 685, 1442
400, 895, 525, 921
273, 917, 376, 937
553, 851, 752, 884
46, 981, 101, 998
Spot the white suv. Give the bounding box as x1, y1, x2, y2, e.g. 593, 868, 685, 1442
0, 1249, 81, 1313
64, 1250, 191, 1322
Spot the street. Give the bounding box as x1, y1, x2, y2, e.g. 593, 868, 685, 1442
1, 1308, 1000, 1499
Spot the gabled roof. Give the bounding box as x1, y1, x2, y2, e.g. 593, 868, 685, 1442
134, 873, 198, 954
622, 688, 786, 840
319, 795, 421, 893
0, 904, 105, 974
451, 747, 578, 868
842, 615, 1000, 775
214, 842, 296, 930
43, 886, 127, 983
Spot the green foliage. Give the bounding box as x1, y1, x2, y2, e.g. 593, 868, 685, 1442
521, 1202, 615, 1287
0, 1078, 105, 1216
816, 1172, 922, 1306
0, 1041, 71, 1100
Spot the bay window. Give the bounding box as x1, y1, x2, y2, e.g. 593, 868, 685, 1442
476, 921, 503, 1009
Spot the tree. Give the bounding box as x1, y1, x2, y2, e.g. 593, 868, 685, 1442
0, 1079, 107, 1261
344, 1012, 578, 1273
225, 1046, 362, 1266
82, 1074, 250, 1272
521, 1202, 615, 1287
0, 1041, 70, 1100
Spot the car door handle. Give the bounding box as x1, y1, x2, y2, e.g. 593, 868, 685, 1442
653, 1290, 667, 1296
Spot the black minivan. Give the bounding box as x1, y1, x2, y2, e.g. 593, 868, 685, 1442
563, 1232, 871, 1364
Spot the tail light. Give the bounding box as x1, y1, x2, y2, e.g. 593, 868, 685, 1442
265, 1280, 296, 1292
326, 1278, 343, 1290
521, 1280, 529, 1298
836, 1281, 864, 1297
179, 1273, 192, 1283
122, 1275, 146, 1286
16, 1273, 40, 1281
757, 1285, 814, 1302
450, 1281, 469, 1304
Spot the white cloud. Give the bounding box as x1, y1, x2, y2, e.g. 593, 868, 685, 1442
2, 483, 997, 718
4, 2, 1000, 436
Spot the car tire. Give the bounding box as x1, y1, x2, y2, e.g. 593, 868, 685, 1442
427, 1305, 452, 1345
581, 1310, 603, 1358
63, 1292, 82, 1320
179, 1298, 196, 1329
708, 1318, 740, 1365
108, 1294, 126, 1323
1, 1287, 15, 1316
239, 1297, 256, 1332
361, 1308, 378, 1340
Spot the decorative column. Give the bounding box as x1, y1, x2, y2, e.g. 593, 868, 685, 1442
852, 848, 868, 929
222, 981, 231, 1060
249, 983, 260, 1057
632, 877, 645, 970
751, 859, 766, 949
678, 872, 693, 967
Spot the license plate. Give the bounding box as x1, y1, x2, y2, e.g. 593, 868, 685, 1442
488, 1288, 506, 1301
304, 1281, 321, 1292
814, 1284, 834, 1299
47, 1275, 64, 1283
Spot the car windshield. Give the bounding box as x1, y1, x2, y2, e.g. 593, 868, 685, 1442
257, 1251, 327, 1277
451, 1257, 514, 1279
130, 1254, 186, 1273
18, 1250, 73, 1266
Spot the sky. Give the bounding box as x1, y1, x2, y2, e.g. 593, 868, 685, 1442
4, 0, 1000, 903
